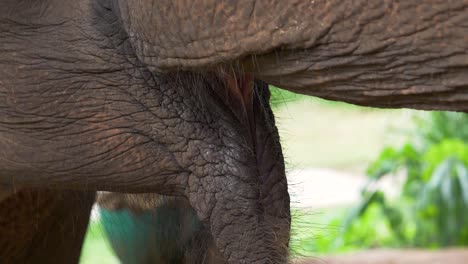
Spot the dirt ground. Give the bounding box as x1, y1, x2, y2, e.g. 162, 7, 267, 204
295, 248, 468, 264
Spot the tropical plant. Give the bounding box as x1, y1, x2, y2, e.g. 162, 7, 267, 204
338, 111, 468, 248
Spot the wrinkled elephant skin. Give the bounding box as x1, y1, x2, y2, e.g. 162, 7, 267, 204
1, 0, 467, 263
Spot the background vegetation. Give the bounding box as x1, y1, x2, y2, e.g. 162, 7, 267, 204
289, 111, 468, 256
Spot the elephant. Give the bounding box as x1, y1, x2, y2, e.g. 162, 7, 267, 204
0, 0, 467, 263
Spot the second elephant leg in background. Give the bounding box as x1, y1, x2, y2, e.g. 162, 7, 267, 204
97, 193, 225, 264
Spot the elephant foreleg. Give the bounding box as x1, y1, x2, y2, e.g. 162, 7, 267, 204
0, 189, 95, 264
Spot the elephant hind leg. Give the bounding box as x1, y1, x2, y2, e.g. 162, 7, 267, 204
0, 185, 20, 203
0, 189, 95, 264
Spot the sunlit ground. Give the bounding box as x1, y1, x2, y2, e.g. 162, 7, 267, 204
80, 95, 416, 262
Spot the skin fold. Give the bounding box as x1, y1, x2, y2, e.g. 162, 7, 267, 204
117, 0, 468, 111
0, 0, 467, 263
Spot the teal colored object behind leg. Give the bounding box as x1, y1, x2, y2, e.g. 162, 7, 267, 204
99, 202, 201, 264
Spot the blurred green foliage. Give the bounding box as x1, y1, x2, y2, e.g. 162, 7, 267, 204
81, 221, 119, 264
269, 86, 300, 108
291, 112, 468, 256
269, 86, 373, 110
339, 111, 468, 248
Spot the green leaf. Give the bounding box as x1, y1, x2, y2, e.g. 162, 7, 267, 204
427, 158, 452, 190
339, 191, 384, 235
456, 163, 468, 205
440, 167, 455, 209
366, 147, 400, 179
